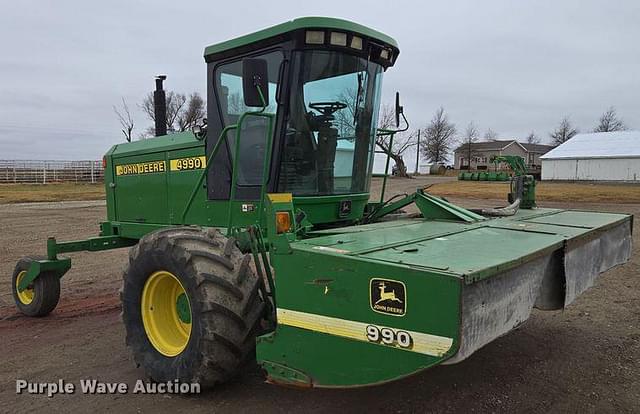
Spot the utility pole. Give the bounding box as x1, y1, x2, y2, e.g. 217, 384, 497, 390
414, 129, 421, 174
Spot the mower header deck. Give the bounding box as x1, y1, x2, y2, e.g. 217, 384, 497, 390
256, 208, 632, 387
301, 208, 630, 283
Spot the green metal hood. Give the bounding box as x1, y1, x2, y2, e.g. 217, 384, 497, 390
107, 131, 201, 159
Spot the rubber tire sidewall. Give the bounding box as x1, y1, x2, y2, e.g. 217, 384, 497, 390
12, 256, 61, 317
122, 235, 205, 384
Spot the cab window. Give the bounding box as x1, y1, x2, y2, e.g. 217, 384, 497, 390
214, 51, 283, 186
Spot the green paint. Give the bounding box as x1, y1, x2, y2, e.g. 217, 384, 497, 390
294, 194, 369, 225
18, 258, 71, 292
377, 129, 395, 205
48, 236, 137, 258
365, 189, 484, 223
459, 155, 536, 208
492, 155, 528, 175
21, 16, 633, 389
255, 206, 630, 385
204, 17, 399, 58
176, 293, 191, 324
257, 249, 462, 386
225, 107, 275, 235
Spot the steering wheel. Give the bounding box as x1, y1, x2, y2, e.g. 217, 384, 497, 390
309, 101, 347, 117
309, 101, 348, 116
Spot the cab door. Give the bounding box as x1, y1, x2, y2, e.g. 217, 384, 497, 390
205, 50, 284, 201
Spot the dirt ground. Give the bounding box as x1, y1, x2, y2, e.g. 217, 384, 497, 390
1, 176, 638, 413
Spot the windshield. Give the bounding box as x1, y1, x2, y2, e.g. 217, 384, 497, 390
277, 50, 383, 196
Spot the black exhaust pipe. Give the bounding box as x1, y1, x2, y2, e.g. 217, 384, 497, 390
154, 75, 167, 136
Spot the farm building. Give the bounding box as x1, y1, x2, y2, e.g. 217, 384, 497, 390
453, 140, 554, 170
541, 131, 640, 181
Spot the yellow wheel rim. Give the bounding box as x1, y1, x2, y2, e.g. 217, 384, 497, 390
141, 270, 192, 357
16, 271, 34, 305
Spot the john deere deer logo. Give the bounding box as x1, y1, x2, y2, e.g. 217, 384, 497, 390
370, 278, 406, 316
375, 282, 403, 305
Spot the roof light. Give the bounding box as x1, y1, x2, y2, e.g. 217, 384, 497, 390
350, 36, 363, 50
305, 31, 325, 45
330, 32, 347, 46
380, 49, 390, 60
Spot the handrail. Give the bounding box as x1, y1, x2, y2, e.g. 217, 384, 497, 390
226, 111, 275, 235
180, 124, 238, 224
181, 85, 275, 237
379, 131, 395, 205
375, 111, 410, 205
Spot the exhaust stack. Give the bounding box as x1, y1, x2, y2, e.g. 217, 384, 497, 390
154, 75, 167, 136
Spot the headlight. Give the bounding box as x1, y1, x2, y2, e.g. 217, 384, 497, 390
305, 31, 325, 45
350, 36, 363, 50
330, 32, 347, 46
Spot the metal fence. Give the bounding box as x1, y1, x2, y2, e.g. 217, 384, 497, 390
0, 160, 104, 184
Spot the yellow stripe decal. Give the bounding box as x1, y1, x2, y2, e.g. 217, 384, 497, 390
169, 156, 207, 171
277, 308, 453, 357
267, 193, 293, 203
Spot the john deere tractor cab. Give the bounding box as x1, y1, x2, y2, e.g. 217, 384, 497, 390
204, 19, 397, 226
12, 17, 632, 389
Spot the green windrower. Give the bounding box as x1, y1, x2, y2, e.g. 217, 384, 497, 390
11, 17, 632, 389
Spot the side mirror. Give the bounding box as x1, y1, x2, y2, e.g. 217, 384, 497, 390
242, 58, 269, 107
395, 91, 404, 127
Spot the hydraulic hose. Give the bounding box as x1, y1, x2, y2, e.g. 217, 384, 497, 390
469, 175, 523, 217
470, 198, 521, 217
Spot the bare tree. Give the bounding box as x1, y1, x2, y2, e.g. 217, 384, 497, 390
138, 126, 154, 140
593, 106, 627, 132
421, 107, 456, 164
525, 131, 540, 144
333, 87, 358, 138
177, 93, 206, 131
376, 104, 418, 178
458, 122, 479, 170
550, 117, 578, 145
113, 97, 135, 142
333, 92, 417, 179
140, 91, 189, 135
484, 128, 499, 141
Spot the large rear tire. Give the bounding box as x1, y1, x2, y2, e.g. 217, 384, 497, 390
121, 227, 265, 387
12, 256, 61, 317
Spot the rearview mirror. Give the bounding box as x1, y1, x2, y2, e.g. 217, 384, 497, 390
242, 58, 269, 107
395, 92, 403, 127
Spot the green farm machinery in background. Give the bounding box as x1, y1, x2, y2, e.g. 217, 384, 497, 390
12, 18, 632, 389
459, 170, 512, 181
458, 155, 527, 181
459, 155, 536, 209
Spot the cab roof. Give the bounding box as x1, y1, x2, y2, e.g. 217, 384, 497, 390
203, 17, 399, 60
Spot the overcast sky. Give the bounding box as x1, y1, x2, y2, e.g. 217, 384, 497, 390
1, 0, 638, 160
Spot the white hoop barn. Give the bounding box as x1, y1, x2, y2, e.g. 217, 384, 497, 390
541, 131, 640, 181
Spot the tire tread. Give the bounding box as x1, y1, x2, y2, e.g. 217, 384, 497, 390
122, 227, 265, 388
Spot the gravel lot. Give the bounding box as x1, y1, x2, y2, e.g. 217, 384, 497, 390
1, 177, 638, 413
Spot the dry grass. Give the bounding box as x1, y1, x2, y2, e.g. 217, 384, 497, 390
428, 180, 640, 203
2, 179, 640, 205
0, 183, 105, 204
